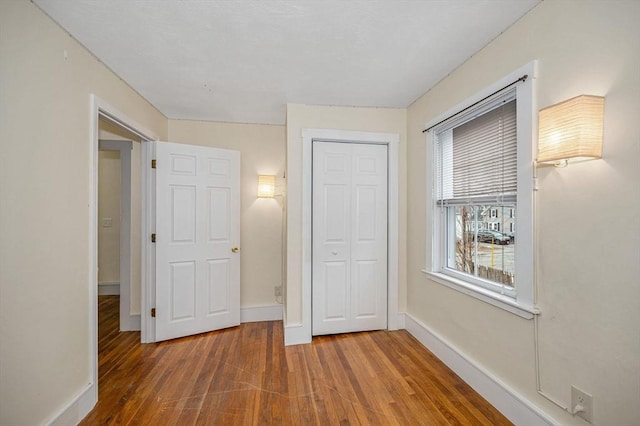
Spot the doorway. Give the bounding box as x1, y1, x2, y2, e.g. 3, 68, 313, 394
297, 128, 400, 344
89, 95, 158, 409
98, 136, 141, 332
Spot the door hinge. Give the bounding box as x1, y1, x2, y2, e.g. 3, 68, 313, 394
151, 308, 156, 318
151, 233, 156, 243
151, 159, 157, 169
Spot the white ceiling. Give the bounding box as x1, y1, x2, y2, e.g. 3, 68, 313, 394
34, 0, 540, 125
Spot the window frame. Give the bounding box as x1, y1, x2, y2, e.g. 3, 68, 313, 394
424, 61, 538, 319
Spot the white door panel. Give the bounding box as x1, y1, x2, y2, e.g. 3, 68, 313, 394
155, 141, 240, 342
206, 259, 230, 314
313, 141, 387, 335
324, 261, 348, 320
353, 259, 378, 318
170, 261, 196, 320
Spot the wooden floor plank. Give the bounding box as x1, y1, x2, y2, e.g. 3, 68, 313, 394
81, 296, 512, 425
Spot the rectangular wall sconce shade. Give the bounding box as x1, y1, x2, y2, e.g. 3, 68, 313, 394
538, 95, 604, 164
257, 175, 276, 198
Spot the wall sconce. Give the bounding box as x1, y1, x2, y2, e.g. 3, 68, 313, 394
537, 95, 605, 166
257, 175, 276, 198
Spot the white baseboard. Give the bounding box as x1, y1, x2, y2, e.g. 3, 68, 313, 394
98, 281, 120, 295
283, 322, 311, 346
120, 314, 141, 332
46, 382, 96, 426
402, 313, 559, 426
240, 304, 283, 323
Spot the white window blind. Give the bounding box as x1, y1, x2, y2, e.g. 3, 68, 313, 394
435, 93, 517, 205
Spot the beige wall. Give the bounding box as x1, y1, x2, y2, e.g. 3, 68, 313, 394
406, 1, 640, 424
0, 1, 167, 424
168, 120, 286, 308
285, 104, 407, 325
98, 150, 121, 284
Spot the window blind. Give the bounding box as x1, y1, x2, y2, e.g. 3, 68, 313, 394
436, 97, 517, 205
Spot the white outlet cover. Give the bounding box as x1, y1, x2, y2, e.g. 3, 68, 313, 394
571, 385, 593, 424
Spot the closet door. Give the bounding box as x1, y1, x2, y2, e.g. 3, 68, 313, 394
312, 141, 387, 336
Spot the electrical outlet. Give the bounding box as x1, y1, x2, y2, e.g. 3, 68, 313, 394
274, 286, 282, 297
571, 385, 593, 423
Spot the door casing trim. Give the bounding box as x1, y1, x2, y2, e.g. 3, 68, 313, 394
89, 95, 158, 383
294, 128, 399, 345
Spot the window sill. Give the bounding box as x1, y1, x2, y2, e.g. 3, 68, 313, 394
421, 270, 540, 319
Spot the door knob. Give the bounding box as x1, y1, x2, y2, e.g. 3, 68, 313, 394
231, 247, 239, 253
331, 250, 338, 255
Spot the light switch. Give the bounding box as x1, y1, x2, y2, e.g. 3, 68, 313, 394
102, 218, 113, 228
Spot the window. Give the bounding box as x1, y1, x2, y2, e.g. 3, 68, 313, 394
424, 62, 536, 318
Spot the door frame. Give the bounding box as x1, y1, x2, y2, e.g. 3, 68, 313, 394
141, 141, 156, 343
301, 128, 399, 343
89, 95, 158, 399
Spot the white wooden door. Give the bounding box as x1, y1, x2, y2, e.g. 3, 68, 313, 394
154, 141, 240, 342
312, 141, 388, 335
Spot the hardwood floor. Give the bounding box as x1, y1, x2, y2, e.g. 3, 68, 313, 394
82, 296, 512, 425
